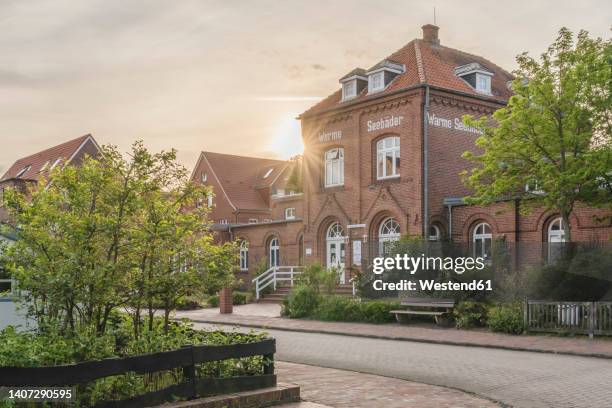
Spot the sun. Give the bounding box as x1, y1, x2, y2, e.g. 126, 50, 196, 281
271, 116, 304, 159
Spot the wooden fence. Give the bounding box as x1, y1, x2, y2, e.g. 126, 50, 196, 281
0, 338, 276, 408
524, 300, 612, 337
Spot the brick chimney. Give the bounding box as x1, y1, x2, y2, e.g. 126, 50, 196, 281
422, 24, 440, 45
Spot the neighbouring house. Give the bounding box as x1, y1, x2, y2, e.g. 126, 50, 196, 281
0, 134, 101, 329
0, 134, 101, 222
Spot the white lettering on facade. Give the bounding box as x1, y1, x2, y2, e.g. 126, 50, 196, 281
427, 113, 482, 135
318, 130, 343, 143
367, 115, 404, 132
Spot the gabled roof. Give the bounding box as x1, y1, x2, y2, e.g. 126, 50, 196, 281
1, 134, 99, 182
197, 151, 287, 211
301, 34, 513, 118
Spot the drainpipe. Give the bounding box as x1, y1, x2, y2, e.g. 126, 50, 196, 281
422, 85, 430, 237
447, 204, 453, 241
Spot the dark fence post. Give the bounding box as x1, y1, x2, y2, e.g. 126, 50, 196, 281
182, 345, 197, 399
263, 339, 275, 375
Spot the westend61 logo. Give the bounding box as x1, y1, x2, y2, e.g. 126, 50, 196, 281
371, 254, 492, 292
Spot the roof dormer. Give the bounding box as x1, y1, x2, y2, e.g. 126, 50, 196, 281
339, 68, 368, 101
454, 62, 493, 95
366, 60, 405, 94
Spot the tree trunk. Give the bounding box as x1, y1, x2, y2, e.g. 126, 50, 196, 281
561, 210, 572, 242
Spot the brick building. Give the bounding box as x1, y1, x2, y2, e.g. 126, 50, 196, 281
199, 24, 610, 282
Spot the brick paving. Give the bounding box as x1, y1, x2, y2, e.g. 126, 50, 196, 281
277, 361, 500, 408
176, 308, 612, 359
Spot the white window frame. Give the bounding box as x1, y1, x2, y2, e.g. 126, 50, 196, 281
207, 194, 213, 208
201, 172, 207, 183
475, 73, 492, 95
342, 80, 357, 101
368, 71, 385, 93
547, 217, 566, 263
219, 219, 228, 224
472, 222, 492, 259
285, 207, 296, 220
248, 218, 258, 224
378, 217, 400, 255
376, 136, 400, 179
324, 148, 344, 188
263, 168, 274, 179
269, 238, 280, 267
239, 240, 249, 271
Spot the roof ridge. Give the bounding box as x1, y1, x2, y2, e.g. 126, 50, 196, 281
414, 40, 426, 83
202, 150, 286, 163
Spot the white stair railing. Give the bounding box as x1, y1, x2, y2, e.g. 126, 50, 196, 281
252, 266, 303, 300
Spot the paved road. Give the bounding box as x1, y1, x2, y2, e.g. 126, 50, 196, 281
194, 323, 612, 408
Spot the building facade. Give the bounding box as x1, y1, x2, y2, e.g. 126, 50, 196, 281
200, 24, 611, 281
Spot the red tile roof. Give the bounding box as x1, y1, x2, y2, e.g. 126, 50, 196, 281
200, 151, 287, 211
1, 134, 96, 182
301, 37, 513, 118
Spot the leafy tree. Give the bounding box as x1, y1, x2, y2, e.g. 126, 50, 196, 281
2, 141, 236, 336
463, 28, 611, 240
285, 155, 303, 193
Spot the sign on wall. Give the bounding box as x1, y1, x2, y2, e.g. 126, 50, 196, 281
367, 115, 404, 132
318, 130, 342, 143
427, 112, 482, 134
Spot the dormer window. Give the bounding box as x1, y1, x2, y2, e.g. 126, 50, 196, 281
39, 161, 50, 173
368, 72, 384, 93
366, 60, 404, 95
476, 74, 491, 94
339, 68, 367, 102
454, 63, 493, 95
263, 168, 274, 179
50, 157, 63, 170
15, 165, 31, 178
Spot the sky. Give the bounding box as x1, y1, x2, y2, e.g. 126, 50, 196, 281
0, 0, 610, 174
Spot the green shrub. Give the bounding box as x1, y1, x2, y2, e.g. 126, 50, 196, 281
359, 300, 399, 323
283, 285, 320, 318
232, 291, 248, 305
454, 301, 488, 329
487, 303, 524, 334
314, 296, 361, 322
207, 294, 219, 307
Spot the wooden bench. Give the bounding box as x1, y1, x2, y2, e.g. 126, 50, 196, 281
390, 298, 455, 326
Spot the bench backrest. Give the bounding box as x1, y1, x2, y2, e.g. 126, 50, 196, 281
400, 297, 455, 308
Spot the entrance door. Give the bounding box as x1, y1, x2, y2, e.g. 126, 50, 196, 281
326, 223, 346, 283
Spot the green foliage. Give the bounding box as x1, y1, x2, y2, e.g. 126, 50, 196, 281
208, 294, 220, 307
1, 141, 237, 338
283, 285, 320, 318
232, 291, 249, 305
487, 303, 525, 334
462, 28, 612, 240
283, 290, 398, 324
454, 301, 488, 328
297, 263, 339, 294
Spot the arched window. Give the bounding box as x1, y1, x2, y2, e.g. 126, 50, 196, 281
376, 136, 400, 179
326, 222, 346, 282
324, 148, 344, 187
379, 217, 400, 255
268, 238, 280, 268
472, 222, 492, 259
428, 225, 441, 242
547, 217, 566, 263
239, 240, 249, 271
